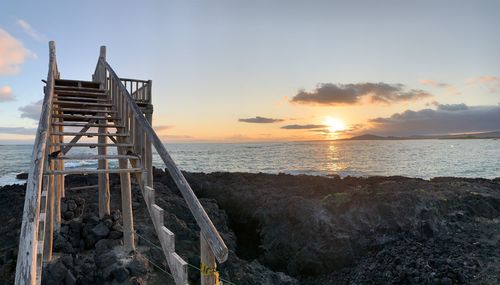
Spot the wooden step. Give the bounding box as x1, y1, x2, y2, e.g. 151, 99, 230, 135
52, 114, 119, 121
53, 107, 117, 113
54, 154, 140, 160
55, 79, 100, 89
53, 96, 110, 103
51, 143, 133, 147
55, 85, 106, 93
50, 132, 129, 137
53, 101, 113, 108
47, 168, 143, 175
67, 185, 98, 191
51, 122, 124, 128
55, 90, 108, 97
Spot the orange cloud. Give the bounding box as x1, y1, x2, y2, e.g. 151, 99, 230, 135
0, 28, 36, 75
466, 76, 500, 93
420, 79, 460, 95
0, 86, 15, 101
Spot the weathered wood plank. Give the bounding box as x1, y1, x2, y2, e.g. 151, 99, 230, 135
170, 252, 188, 285
15, 41, 57, 285
51, 132, 128, 137
52, 122, 123, 128
46, 168, 143, 175
151, 204, 164, 227
53, 107, 117, 113
55, 143, 133, 147
201, 233, 217, 285
160, 226, 175, 253
144, 186, 155, 208
118, 133, 135, 252
66, 185, 98, 191
54, 154, 139, 160
51, 114, 118, 120
53, 96, 110, 102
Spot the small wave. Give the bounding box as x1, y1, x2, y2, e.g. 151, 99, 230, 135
65, 160, 98, 168
0, 172, 25, 186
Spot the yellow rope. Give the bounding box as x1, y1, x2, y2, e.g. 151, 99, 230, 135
200, 262, 220, 285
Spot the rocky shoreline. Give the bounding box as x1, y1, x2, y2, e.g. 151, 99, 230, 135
0, 170, 499, 284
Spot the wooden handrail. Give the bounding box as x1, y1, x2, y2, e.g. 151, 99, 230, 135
97, 58, 228, 263
15, 41, 59, 285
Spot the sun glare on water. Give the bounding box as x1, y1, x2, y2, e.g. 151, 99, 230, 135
324, 117, 347, 133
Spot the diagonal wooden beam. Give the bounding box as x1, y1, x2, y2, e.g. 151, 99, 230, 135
61, 120, 96, 155
107, 132, 118, 144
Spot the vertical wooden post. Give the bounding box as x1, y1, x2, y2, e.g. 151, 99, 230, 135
118, 100, 135, 252
43, 130, 55, 261
145, 111, 153, 187
201, 233, 217, 285
98, 46, 110, 218
59, 117, 65, 199
54, 111, 62, 232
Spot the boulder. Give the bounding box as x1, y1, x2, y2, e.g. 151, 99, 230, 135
112, 266, 130, 282
127, 254, 148, 277
91, 223, 110, 240
94, 251, 118, 269
16, 173, 28, 180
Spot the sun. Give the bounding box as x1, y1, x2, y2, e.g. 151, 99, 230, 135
323, 117, 347, 133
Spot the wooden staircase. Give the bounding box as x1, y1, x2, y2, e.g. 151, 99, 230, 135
15, 42, 228, 285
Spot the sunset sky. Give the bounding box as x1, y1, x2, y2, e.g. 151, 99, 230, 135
1, 0, 499, 143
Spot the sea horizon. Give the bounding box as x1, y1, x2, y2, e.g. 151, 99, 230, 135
2, 139, 498, 186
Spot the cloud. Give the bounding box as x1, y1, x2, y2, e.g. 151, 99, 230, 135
367, 104, 500, 136
0, 27, 36, 75
281, 124, 327, 129
238, 116, 284, 123
420, 79, 460, 95
159, 134, 192, 140
0, 86, 15, 101
154, 125, 174, 132
290, 82, 432, 106
0, 127, 36, 135
16, 19, 46, 42
19, 99, 42, 120
436, 103, 468, 111
467, 76, 500, 93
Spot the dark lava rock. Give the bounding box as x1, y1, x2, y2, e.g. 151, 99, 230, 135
91, 222, 110, 240
2, 171, 500, 285
16, 172, 28, 180
64, 211, 75, 220
127, 253, 148, 277
42, 259, 68, 284
94, 239, 113, 253
65, 270, 76, 285
67, 200, 77, 211
111, 210, 121, 221
94, 251, 118, 268
112, 266, 130, 282
108, 230, 123, 240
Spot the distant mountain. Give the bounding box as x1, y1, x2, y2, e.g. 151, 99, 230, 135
343, 134, 399, 140
343, 131, 500, 141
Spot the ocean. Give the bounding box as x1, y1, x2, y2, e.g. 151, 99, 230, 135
0, 139, 499, 186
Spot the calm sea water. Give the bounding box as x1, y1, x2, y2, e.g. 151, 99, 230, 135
0, 140, 499, 186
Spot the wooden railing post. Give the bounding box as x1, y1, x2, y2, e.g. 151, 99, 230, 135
118, 97, 135, 252
54, 110, 62, 232
43, 126, 55, 261
16, 40, 57, 285
201, 233, 218, 285
145, 110, 153, 187
98, 46, 110, 218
